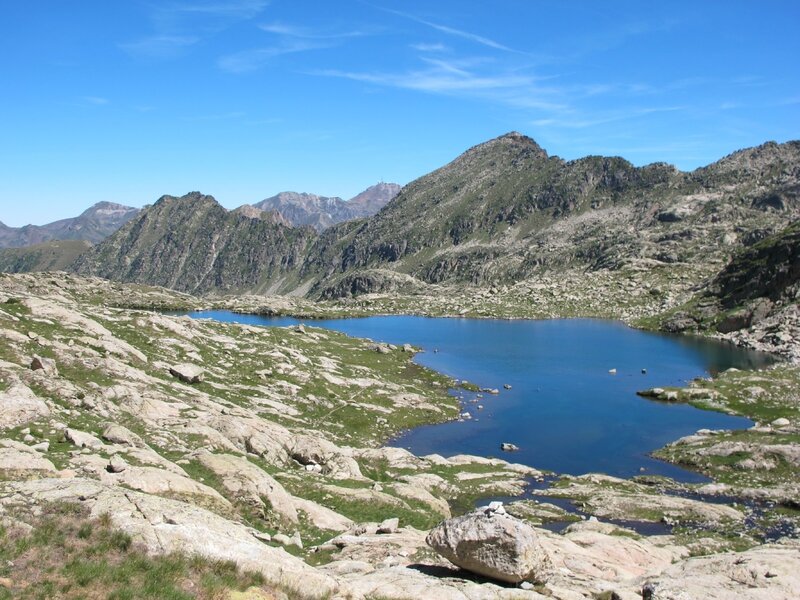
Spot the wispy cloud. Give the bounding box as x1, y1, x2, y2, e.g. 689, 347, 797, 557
122, 0, 268, 59
120, 35, 199, 59
258, 22, 368, 40
218, 40, 331, 73
218, 19, 371, 73
321, 67, 531, 93
167, 0, 269, 18
83, 96, 109, 106
531, 106, 684, 130
411, 42, 449, 53
378, 6, 520, 54
316, 56, 566, 113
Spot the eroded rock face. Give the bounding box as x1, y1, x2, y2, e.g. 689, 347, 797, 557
426, 507, 552, 584
195, 450, 298, 524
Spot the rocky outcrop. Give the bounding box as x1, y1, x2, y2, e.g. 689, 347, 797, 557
0, 440, 57, 475
661, 220, 800, 360
426, 505, 552, 583
169, 363, 204, 384
195, 451, 299, 524
642, 539, 800, 599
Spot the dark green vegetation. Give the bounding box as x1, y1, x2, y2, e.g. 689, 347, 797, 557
656, 219, 800, 335
0, 503, 271, 600
0, 240, 91, 274
73, 193, 317, 295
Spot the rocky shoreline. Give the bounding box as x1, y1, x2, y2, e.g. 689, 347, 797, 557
1, 272, 798, 599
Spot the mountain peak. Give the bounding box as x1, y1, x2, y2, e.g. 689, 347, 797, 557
254, 183, 399, 232
464, 131, 548, 161
155, 191, 219, 207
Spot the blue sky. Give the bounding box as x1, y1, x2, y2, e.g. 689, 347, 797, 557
1, 1, 798, 226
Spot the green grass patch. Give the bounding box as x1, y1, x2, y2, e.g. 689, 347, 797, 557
0, 504, 272, 600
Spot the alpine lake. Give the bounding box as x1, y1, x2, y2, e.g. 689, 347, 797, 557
185, 311, 776, 484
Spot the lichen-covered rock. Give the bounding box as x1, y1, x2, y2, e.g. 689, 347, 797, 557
0, 440, 57, 475
64, 428, 104, 450
426, 507, 551, 583
101, 423, 145, 447
0, 383, 50, 430
642, 539, 800, 599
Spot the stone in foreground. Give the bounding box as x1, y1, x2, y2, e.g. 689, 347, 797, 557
425, 506, 551, 584
169, 363, 204, 384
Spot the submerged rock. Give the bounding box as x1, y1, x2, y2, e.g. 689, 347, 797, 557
426, 508, 551, 584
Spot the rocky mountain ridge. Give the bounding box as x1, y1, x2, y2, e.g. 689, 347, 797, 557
71, 133, 800, 310
0, 201, 139, 248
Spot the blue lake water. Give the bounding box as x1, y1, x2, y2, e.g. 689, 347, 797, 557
186, 312, 775, 483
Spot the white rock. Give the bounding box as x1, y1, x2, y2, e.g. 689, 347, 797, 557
0, 383, 51, 430
30, 355, 58, 377
65, 428, 104, 449
377, 518, 400, 534
107, 454, 127, 473
426, 509, 552, 584
168, 363, 204, 384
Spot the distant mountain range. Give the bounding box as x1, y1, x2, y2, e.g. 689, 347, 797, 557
253, 183, 401, 232
0, 202, 140, 249
0, 183, 400, 253
68, 132, 799, 299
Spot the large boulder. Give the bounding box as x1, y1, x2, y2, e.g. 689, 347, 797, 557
169, 363, 204, 384
426, 506, 551, 584
0, 383, 50, 430
30, 355, 58, 377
